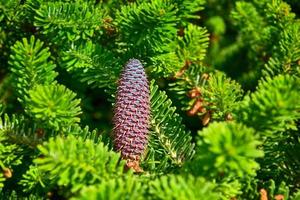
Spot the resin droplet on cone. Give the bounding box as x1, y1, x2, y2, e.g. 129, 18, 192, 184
113, 59, 150, 172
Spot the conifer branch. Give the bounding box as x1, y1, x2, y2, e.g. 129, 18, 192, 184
149, 175, 219, 200
21, 135, 127, 194
236, 75, 300, 134
187, 121, 263, 178
8, 36, 57, 103
34, 2, 106, 44
25, 84, 82, 131
72, 176, 145, 200
143, 81, 194, 171
61, 41, 121, 89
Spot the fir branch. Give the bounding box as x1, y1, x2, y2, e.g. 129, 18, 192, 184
236, 75, 300, 134
258, 127, 300, 191
150, 24, 209, 77
175, 24, 209, 64
8, 36, 57, 103
265, 0, 296, 27
116, 0, 178, 54
19, 165, 46, 194
292, 189, 300, 199
259, 179, 291, 200
201, 71, 243, 121
22, 135, 128, 194
0, 113, 100, 150
0, 75, 13, 113
215, 178, 242, 200
61, 41, 121, 89
0, 0, 23, 22
148, 174, 219, 200
72, 176, 145, 200
34, 2, 106, 44
25, 84, 82, 131
0, 114, 44, 148
263, 22, 300, 77
0, 122, 24, 188
231, 1, 268, 51
0, 174, 4, 188
186, 121, 263, 178
64, 124, 103, 145
1, 0, 300, 198
149, 51, 184, 77
169, 64, 207, 111
0, 132, 23, 170
229, 0, 299, 88
229, 1, 273, 87
171, 0, 205, 22
170, 68, 243, 122
0, 104, 3, 115
0, 114, 44, 191
0, 191, 43, 200
142, 80, 194, 171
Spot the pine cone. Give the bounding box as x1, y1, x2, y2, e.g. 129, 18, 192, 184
113, 59, 150, 165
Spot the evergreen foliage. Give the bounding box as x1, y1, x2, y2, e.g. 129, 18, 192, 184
175, 24, 209, 64
25, 84, 82, 131
187, 122, 263, 178
143, 81, 194, 171
21, 135, 127, 195
8, 36, 57, 103
34, 1, 106, 44
0, 0, 299, 199
116, 0, 178, 53
61, 41, 121, 89
0, 127, 23, 188
148, 175, 219, 200
236, 74, 300, 134
72, 176, 145, 200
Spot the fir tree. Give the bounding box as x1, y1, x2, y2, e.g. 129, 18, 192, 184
0, 0, 299, 199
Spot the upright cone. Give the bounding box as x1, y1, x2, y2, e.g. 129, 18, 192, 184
113, 59, 150, 171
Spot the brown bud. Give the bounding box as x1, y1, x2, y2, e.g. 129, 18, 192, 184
210, 34, 220, 43
202, 112, 211, 126
187, 99, 202, 116
3, 168, 12, 178
177, 27, 184, 37
198, 106, 207, 113
35, 128, 45, 138
47, 192, 53, 198
126, 160, 143, 173
225, 113, 233, 121
104, 26, 116, 35
260, 189, 268, 200
187, 88, 201, 98
274, 195, 284, 200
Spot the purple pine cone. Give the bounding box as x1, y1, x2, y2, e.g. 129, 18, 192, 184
113, 59, 150, 163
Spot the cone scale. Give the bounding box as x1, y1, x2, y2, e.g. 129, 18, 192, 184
113, 59, 150, 171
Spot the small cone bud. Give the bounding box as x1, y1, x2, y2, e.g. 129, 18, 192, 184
187, 88, 201, 98
202, 112, 211, 126
187, 99, 202, 116
260, 189, 268, 200
274, 195, 284, 200
225, 113, 233, 121
3, 168, 12, 178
